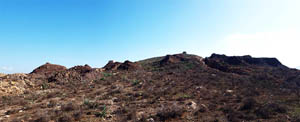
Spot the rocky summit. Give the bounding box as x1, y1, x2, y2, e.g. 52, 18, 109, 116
30, 62, 67, 76
1, 53, 300, 122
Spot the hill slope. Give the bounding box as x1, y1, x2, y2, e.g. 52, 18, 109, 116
1, 53, 300, 122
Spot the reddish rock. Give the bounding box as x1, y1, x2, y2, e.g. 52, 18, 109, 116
103, 60, 121, 70
30, 62, 67, 75
69, 64, 93, 74
117, 60, 141, 71
160, 54, 186, 66
104, 60, 140, 71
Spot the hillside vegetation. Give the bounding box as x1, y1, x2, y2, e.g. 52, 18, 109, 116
1, 53, 300, 122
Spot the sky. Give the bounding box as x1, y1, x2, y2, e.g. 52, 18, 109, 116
0, 0, 299, 73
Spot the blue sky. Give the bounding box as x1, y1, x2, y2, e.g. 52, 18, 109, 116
0, 0, 299, 73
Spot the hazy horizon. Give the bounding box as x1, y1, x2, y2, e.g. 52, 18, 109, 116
1, 0, 299, 73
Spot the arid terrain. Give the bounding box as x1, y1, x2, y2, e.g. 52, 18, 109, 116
1, 53, 300, 122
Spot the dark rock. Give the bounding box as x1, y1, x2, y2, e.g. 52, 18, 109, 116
69, 64, 92, 74
57, 114, 73, 122
206, 53, 285, 67
240, 98, 257, 111
160, 55, 182, 66
117, 60, 141, 71
204, 54, 287, 75
30, 63, 67, 75
103, 60, 121, 70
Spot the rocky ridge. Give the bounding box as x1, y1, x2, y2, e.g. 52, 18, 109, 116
1, 52, 300, 122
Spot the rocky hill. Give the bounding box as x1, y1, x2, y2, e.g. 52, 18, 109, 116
1, 53, 300, 122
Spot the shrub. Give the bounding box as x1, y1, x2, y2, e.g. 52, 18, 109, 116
73, 111, 83, 121
41, 83, 50, 90
240, 98, 257, 111
102, 72, 112, 77
95, 105, 107, 118
131, 79, 140, 86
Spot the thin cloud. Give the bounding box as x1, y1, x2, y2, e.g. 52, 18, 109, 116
0, 66, 14, 73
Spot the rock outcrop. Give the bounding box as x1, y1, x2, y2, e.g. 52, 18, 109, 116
103, 60, 121, 70
0, 74, 33, 96
207, 53, 285, 67
160, 55, 184, 66
48, 65, 100, 82
159, 53, 205, 67
30, 62, 67, 75
117, 60, 141, 70
204, 53, 287, 75
104, 60, 141, 71
68, 64, 93, 74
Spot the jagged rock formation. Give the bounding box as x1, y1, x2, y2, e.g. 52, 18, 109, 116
117, 60, 141, 70
68, 64, 93, 74
104, 60, 141, 71
103, 60, 121, 70
48, 65, 101, 83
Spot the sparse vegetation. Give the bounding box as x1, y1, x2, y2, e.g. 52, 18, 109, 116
95, 105, 107, 118
290, 106, 300, 118
131, 79, 140, 86
1, 53, 300, 121
41, 83, 50, 90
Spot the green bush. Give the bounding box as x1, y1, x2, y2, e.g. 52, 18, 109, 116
131, 79, 140, 86
95, 105, 107, 118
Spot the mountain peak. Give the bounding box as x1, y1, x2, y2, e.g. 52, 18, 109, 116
30, 63, 67, 75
